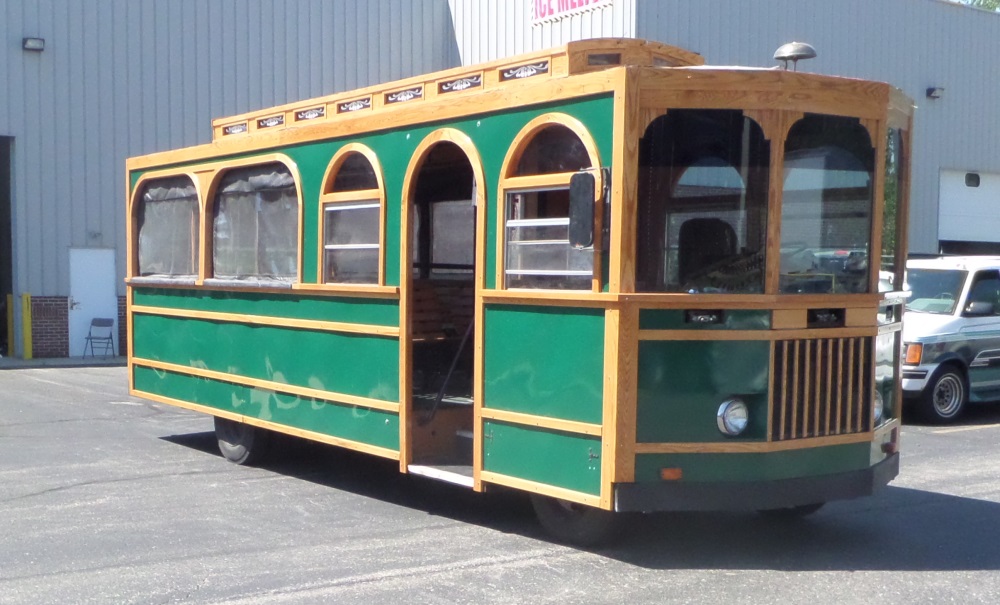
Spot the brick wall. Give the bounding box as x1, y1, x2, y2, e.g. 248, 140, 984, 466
30, 296, 69, 358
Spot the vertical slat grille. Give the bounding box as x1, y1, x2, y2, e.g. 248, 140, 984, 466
772, 337, 872, 440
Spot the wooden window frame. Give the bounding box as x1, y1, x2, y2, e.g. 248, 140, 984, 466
317, 144, 387, 288
497, 113, 604, 292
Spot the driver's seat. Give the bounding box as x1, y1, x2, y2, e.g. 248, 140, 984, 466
678, 218, 737, 284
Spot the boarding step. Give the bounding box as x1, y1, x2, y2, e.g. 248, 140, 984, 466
407, 464, 475, 488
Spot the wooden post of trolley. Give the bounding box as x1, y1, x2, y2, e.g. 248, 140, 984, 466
125, 38, 913, 546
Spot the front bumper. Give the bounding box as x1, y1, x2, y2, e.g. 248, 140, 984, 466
901, 363, 936, 395
614, 453, 899, 513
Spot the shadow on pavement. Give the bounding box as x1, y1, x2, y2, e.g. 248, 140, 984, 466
161, 430, 1000, 571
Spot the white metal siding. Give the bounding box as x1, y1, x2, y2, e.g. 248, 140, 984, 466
939, 170, 1000, 243
0, 0, 458, 300
447, 0, 635, 65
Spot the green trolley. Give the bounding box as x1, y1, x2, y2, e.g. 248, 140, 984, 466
127, 38, 913, 544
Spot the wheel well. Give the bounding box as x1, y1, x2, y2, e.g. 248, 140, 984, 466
934, 360, 967, 382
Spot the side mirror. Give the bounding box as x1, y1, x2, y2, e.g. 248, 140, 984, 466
569, 171, 595, 249
964, 301, 995, 316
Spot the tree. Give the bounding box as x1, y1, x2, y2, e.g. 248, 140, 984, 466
963, 0, 1000, 11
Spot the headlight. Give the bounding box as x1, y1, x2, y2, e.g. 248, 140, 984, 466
873, 389, 884, 424
717, 398, 749, 436
904, 343, 923, 365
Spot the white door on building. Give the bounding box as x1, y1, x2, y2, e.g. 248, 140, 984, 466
69, 248, 118, 357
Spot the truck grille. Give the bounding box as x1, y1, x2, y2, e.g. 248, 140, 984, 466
771, 337, 872, 441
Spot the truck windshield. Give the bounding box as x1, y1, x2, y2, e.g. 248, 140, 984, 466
905, 269, 967, 314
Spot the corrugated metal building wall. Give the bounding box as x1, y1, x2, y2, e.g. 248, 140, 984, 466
3, 0, 999, 356
448, 0, 1000, 256
0, 0, 458, 356
1, 0, 457, 298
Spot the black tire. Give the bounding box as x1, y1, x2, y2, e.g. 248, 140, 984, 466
757, 502, 825, 519
530, 495, 619, 547
919, 365, 967, 424
214, 416, 269, 465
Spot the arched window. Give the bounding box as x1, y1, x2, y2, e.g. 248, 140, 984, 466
212, 162, 298, 281
135, 175, 199, 278
321, 147, 383, 284
501, 118, 600, 290
636, 110, 770, 293
780, 115, 874, 294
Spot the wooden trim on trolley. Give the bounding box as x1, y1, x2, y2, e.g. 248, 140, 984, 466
129, 304, 399, 337
612, 67, 641, 293
480, 290, 618, 307
478, 470, 603, 508
637, 68, 890, 119
206, 39, 698, 143
480, 408, 602, 437
131, 357, 401, 414
127, 277, 400, 298
132, 388, 400, 461
638, 326, 878, 341
127, 69, 620, 173
633, 431, 873, 454
603, 304, 639, 502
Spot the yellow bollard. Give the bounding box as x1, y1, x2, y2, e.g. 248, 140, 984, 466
5, 293, 13, 356
21, 293, 32, 360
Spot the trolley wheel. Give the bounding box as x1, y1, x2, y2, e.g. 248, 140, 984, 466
530, 494, 619, 547
919, 365, 967, 424
214, 416, 270, 465
757, 502, 825, 519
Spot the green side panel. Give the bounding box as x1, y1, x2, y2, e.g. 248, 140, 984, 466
633, 443, 871, 483
132, 314, 399, 403
637, 340, 770, 442
133, 287, 399, 327
483, 420, 601, 496
638, 309, 771, 330
132, 288, 399, 326
484, 305, 604, 423
134, 366, 399, 451
129, 93, 616, 291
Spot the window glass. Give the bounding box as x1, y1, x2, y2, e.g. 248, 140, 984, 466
636, 110, 769, 293
331, 152, 378, 192
323, 151, 382, 284
515, 125, 591, 176
505, 189, 592, 289
905, 269, 967, 314
780, 115, 874, 294
881, 128, 903, 291
324, 203, 379, 283
966, 271, 1000, 316
213, 163, 297, 280
137, 176, 199, 277
430, 200, 475, 276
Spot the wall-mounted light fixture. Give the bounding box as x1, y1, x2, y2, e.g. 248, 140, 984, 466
926, 87, 944, 99
22, 37, 45, 51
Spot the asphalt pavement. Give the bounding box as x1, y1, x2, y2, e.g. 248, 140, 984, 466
2, 366, 1000, 604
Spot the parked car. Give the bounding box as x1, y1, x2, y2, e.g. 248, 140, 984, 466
902, 256, 1000, 422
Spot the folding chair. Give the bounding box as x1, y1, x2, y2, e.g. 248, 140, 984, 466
84, 318, 116, 357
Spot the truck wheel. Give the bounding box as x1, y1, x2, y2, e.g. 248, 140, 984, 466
530, 495, 619, 547
214, 416, 269, 465
920, 366, 967, 424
